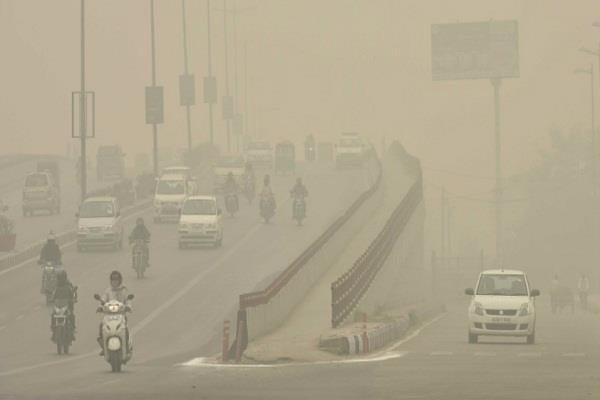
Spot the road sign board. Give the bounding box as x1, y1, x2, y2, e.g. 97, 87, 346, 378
431, 20, 519, 80
203, 76, 217, 104
179, 74, 196, 106
145, 86, 164, 124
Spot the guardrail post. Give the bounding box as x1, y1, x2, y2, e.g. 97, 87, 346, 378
362, 312, 369, 353
222, 320, 230, 363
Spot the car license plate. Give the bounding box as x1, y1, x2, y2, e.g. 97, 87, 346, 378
491, 317, 511, 323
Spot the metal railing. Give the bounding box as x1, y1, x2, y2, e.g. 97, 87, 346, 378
331, 178, 423, 328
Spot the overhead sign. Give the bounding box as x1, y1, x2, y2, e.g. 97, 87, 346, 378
431, 20, 519, 80
179, 74, 196, 106
145, 86, 164, 124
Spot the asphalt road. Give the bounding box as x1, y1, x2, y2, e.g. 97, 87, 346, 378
0, 162, 370, 399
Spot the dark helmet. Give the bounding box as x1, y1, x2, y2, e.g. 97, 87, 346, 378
227, 172, 234, 179
136, 217, 144, 226
110, 270, 123, 286
56, 270, 68, 285
263, 174, 271, 186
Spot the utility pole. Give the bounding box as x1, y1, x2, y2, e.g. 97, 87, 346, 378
79, 0, 87, 201
206, 0, 215, 145
232, 0, 241, 153
244, 41, 248, 139
223, 0, 231, 153
150, 0, 159, 176
491, 78, 503, 267
181, 0, 193, 152
441, 187, 446, 267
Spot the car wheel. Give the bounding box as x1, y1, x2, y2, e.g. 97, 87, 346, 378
468, 332, 478, 344
527, 331, 535, 345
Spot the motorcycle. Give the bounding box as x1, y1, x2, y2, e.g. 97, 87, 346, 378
244, 176, 255, 205
94, 293, 134, 372
292, 196, 306, 226
260, 194, 276, 223
51, 293, 76, 355
40, 261, 59, 304
225, 193, 239, 217
131, 239, 148, 279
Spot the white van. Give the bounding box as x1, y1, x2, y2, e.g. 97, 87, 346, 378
154, 174, 189, 223
76, 196, 124, 251
178, 196, 223, 248
465, 269, 540, 344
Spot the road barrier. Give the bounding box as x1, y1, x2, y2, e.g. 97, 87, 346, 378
231, 154, 383, 358
331, 143, 423, 328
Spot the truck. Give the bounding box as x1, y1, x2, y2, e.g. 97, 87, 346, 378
97, 145, 125, 181
22, 160, 61, 216
335, 132, 368, 168
245, 142, 273, 168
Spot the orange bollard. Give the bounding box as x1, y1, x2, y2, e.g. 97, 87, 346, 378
222, 320, 230, 363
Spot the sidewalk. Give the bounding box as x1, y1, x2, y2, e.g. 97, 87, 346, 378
243, 156, 417, 363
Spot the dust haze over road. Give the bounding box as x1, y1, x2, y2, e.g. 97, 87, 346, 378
1, 1, 600, 399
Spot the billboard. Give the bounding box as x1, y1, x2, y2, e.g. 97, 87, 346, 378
431, 20, 519, 80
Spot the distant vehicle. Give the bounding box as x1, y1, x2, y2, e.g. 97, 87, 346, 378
465, 269, 540, 344
274, 141, 296, 175
213, 156, 245, 193
335, 132, 368, 168
178, 196, 223, 248
76, 196, 124, 251
153, 174, 189, 223
97, 145, 125, 181
22, 171, 60, 216
161, 166, 197, 194
245, 141, 273, 168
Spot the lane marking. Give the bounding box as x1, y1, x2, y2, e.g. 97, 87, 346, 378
474, 352, 496, 357
178, 351, 407, 369
389, 313, 446, 350
517, 353, 541, 358
0, 206, 151, 278
430, 351, 453, 356
562, 353, 585, 357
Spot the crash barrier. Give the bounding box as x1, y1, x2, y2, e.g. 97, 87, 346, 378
331, 143, 423, 328
229, 155, 383, 359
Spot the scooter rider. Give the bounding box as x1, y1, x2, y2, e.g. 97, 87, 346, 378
39, 231, 62, 265
97, 270, 131, 355
261, 174, 276, 208
50, 270, 77, 341
290, 178, 308, 217
224, 172, 239, 194
129, 217, 151, 267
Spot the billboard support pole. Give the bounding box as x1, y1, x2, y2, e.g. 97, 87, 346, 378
79, 0, 87, 201
150, 0, 159, 177
491, 78, 503, 267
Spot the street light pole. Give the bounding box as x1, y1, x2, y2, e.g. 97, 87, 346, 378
181, 0, 192, 152
150, 0, 159, 177
244, 41, 248, 139
223, 0, 231, 153
206, 0, 214, 145
79, 0, 87, 201
491, 78, 503, 266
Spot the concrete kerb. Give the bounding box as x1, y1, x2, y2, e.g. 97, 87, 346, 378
318, 303, 445, 356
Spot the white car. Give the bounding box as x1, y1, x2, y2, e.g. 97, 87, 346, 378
76, 196, 124, 251
178, 196, 223, 248
154, 173, 190, 223
465, 269, 540, 344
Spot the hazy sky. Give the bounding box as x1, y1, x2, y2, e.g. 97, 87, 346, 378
1, 0, 598, 254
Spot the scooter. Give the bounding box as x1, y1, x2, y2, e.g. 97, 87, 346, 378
94, 293, 134, 372
292, 197, 306, 226
260, 194, 276, 223
131, 239, 148, 279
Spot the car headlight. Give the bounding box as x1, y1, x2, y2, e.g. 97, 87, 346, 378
519, 303, 530, 316
473, 302, 484, 316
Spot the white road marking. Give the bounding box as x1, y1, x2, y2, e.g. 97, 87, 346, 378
562, 353, 585, 357
430, 351, 453, 356
0, 206, 151, 278
517, 353, 541, 358
389, 313, 446, 351
179, 351, 407, 369
474, 352, 496, 357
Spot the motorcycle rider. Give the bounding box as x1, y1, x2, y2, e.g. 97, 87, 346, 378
223, 172, 240, 210
50, 270, 77, 341
290, 178, 308, 217
39, 231, 62, 265
129, 217, 151, 267
261, 174, 276, 207
97, 270, 131, 355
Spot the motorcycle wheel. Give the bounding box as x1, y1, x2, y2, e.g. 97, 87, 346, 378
55, 326, 64, 354
109, 351, 122, 372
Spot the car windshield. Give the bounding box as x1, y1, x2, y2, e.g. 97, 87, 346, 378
157, 180, 185, 195
25, 174, 48, 187
79, 201, 115, 218
476, 274, 528, 296
182, 199, 216, 215
340, 138, 361, 147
